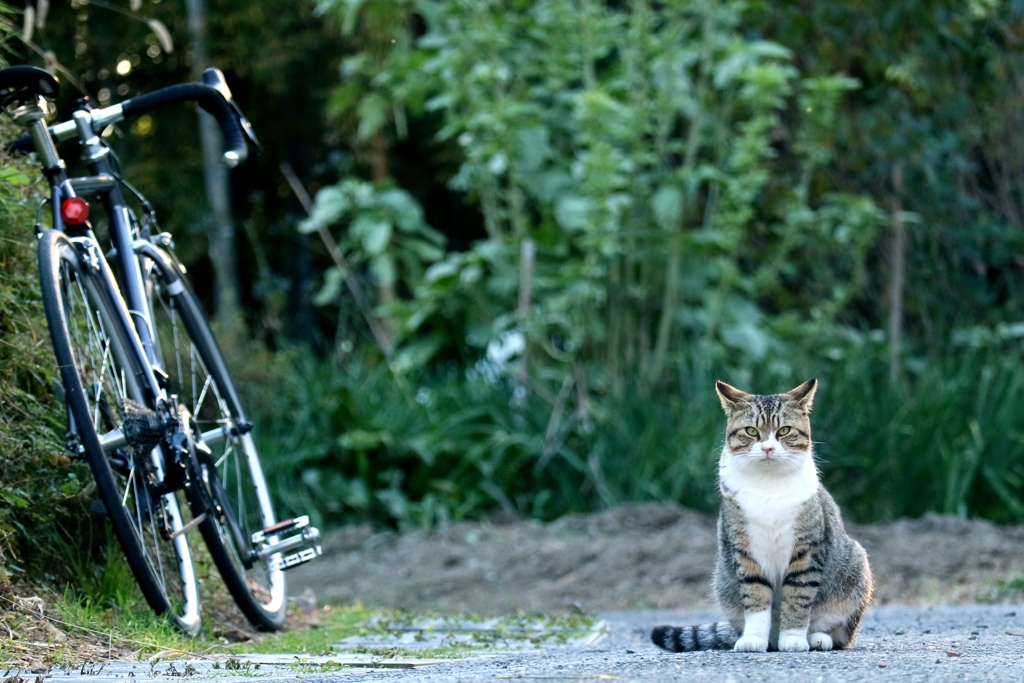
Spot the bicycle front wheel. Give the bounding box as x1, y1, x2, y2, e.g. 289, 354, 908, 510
147, 254, 286, 631
38, 230, 201, 635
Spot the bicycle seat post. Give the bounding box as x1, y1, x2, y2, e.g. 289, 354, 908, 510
10, 98, 64, 177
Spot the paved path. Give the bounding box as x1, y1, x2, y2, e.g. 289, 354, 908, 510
25, 605, 1024, 683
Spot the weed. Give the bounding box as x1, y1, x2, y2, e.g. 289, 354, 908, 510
290, 661, 350, 673
994, 575, 1024, 600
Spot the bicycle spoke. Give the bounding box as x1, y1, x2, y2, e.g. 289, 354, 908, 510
194, 374, 213, 418
122, 462, 134, 508
148, 271, 288, 628
47, 241, 198, 631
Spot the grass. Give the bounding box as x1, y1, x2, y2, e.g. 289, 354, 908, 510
251, 332, 1024, 531
991, 575, 1024, 602
0, 132, 89, 583
0, 589, 599, 667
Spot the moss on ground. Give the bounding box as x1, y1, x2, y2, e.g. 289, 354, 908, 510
0, 590, 597, 667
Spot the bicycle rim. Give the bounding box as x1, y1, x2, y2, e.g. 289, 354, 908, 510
148, 264, 285, 630
39, 231, 201, 635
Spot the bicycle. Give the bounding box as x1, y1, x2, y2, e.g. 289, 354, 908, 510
0, 65, 321, 635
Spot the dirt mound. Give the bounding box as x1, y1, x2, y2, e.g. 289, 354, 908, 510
288, 504, 1024, 614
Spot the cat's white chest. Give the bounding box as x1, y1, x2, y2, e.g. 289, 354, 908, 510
720, 457, 819, 586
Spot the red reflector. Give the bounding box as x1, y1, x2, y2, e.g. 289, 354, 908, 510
61, 197, 89, 225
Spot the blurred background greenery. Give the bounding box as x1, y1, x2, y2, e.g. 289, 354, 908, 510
4, 0, 1024, 583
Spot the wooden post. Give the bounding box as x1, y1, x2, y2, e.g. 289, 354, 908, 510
889, 162, 906, 384
518, 239, 535, 380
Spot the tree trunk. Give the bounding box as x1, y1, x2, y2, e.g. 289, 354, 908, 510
367, 131, 395, 342
889, 162, 906, 384
185, 0, 239, 320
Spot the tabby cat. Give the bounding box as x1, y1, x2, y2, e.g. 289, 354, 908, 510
651, 379, 873, 653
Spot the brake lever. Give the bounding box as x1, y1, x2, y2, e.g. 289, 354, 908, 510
227, 98, 263, 156
201, 67, 263, 156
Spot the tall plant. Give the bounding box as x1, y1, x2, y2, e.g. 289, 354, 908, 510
312, 0, 881, 395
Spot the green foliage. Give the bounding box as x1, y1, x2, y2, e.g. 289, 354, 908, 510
311, 0, 883, 389
256, 334, 1024, 527
273, 0, 1024, 531
300, 179, 445, 308
0, 133, 106, 580
756, 0, 1024, 343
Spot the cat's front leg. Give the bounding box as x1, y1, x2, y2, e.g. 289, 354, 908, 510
735, 607, 772, 652
733, 555, 773, 652
777, 549, 822, 652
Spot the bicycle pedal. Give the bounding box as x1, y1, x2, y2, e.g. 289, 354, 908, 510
250, 516, 310, 544
268, 547, 320, 573
251, 516, 322, 572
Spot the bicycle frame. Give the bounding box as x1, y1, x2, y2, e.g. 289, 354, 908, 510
17, 98, 195, 470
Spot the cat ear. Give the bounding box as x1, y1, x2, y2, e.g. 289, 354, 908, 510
715, 381, 750, 414
786, 378, 818, 412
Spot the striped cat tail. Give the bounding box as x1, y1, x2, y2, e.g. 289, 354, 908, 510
651, 622, 738, 652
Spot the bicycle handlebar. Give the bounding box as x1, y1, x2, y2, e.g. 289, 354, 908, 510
5, 81, 249, 167
121, 83, 248, 167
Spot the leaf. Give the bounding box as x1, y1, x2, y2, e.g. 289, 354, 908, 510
370, 253, 396, 286
339, 429, 385, 450
424, 254, 464, 283
36, 0, 49, 28
0, 167, 31, 185
326, 81, 362, 120
651, 185, 683, 230
376, 188, 424, 231
0, 491, 29, 508
313, 266, 345, 306
351, 214, 392, 255
554, 195, 591, 231
304, 186, 351, 230
516, 125, 552, 174
392, 333, 445, 373
401, 300, 438, 334
407, 239, 445, 262
488, 151, 508, 175
21, 6, 33, 45
340, 0, 367, 35
747, 41, 793, 61
147, 19, 174, 54
357, 92, 390, 140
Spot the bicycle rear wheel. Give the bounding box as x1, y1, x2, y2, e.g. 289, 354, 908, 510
147, 254, 286, 631
38, 230, 201, 635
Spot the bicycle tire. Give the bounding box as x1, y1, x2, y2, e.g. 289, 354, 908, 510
38, 230, 202, 635
146, 254, 286, 631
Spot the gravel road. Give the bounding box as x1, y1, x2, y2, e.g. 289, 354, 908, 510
297, 604, 1024, 682
34, 606, 1024, 682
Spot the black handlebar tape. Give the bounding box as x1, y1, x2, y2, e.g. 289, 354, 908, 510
121, 83, 248, 166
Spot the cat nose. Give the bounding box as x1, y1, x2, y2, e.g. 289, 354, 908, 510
761, 445, 775, 456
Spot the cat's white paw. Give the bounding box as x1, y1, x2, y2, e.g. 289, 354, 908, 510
809, 633, 833, 651
778, 634, 810, 652
734, 635, 769, 652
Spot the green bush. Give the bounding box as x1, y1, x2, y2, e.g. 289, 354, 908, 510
256, 333, 1024, 528
0, 140, 99, 582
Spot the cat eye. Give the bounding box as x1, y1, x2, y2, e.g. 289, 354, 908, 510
744, 427, 759, 437
777, 426, 792, 436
